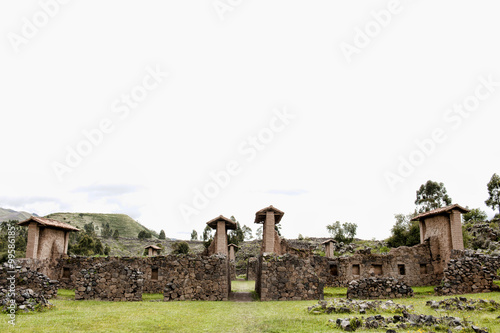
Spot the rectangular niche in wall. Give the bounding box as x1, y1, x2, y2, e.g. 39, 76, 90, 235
62, 267, 70, 279
420, 264, 428, 275
151, 267, 159, 280
398, 264, 406, 275
352, 264, 360, 275
372, 264, 383, 275
329, 264, 338, 276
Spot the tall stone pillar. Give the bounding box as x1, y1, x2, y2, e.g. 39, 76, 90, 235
228, 244, 238, 261
450, 209, 464, 251
206, 215, 237, 256
254, 205, 284, 254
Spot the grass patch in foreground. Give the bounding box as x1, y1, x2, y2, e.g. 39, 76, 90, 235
142, 293, 163, 301
324, 286, 347, 298
8, 287, 500, 332
57, 289, 75, 300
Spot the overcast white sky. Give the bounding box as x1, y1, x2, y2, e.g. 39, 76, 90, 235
1, 1, 499, 240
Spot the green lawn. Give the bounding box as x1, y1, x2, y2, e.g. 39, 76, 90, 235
5, 287, 500, 332
231, 280, 256, 293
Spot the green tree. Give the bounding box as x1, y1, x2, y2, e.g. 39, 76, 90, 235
172, 241, 190, 254
101, 223, 113, 238
104, 245, 110, 256
0, 220, 28, 262
190, 229, 198, 241
202, 225, 213, 249
485, 173, 500, 215
83, 222, 96, 235
326, 221, 357, 244
159, 229, 166, 240
256, 226, 263, 240
462, 207, 488, 224
415, 180, 452, 213
113, 229, 119, 240
241, 225, 253, 240
138, 230, 152, 239
386, 213, 420, 248
228, 216, 244, 246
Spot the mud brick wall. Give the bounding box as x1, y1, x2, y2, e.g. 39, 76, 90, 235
0, 263, 59, 299
75, 261, 143, 301
163, 254, 229, 301
256, 254, 323, 301
346, 277, 414, 299
435, 256, 500, 295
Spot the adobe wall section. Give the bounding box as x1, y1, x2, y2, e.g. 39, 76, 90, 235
75, 262, 143, 301
256, 254, 323, 301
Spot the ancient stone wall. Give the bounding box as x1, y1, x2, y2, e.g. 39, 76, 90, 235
246, 257, 258, 280
163, 254, 229, 301
0, 263, 59, 299
314, 238, 443, 288
18, 254, 231, 298
75, 261, 143, 301
256, 254, 323, 301
435, 254, 500, 295
346, 277, 414, 299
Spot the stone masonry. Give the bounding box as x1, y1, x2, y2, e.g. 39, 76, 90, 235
206, 215, 236, 256
347, 277, 414, 299
75, 261, 143, 301
256, 254, 323, 301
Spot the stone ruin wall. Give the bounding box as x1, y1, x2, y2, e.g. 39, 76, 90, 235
75, 261, 143, 301
314, 238, 443, 288
256, 254, 323, 301
18, 254, 230, 299
435, 251, 500, 295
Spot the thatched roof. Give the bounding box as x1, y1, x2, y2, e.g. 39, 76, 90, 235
18, 216, 80, 232
144, 245, 162, 250
254, 205, 284, 224
206, 215, 237, 230
411, 204, 470, 221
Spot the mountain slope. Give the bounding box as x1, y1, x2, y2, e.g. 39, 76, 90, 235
45, 212, 158, 239
0, 208, 33, 222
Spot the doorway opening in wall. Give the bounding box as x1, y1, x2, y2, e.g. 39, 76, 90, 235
352, 264, 360, 275
398, 264, 406, 275
420, 264, 428, 275
62, 267, 70, 279
151, 267, 159, 281
329, 264, 338, 276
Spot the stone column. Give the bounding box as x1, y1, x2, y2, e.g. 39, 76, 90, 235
26, 222, 40, 259
148, 248, 153, 256
263, 211, 276, 253
450, 210, 464, 250
216, 220, 228, 255
419, 220, 426, 243
228, 245, 236, 261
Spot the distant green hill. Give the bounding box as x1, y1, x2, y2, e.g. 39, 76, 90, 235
0, 207, 33, 222
45, 212, 158, 239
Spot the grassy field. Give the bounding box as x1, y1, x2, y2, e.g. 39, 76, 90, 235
5, 285, 500, 332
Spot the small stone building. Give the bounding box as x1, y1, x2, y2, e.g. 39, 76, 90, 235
411, 204, 469, 272
322, 239, 336, 258
19, 216, 80, 260
254, 205, 284, 254
144, 245, 161, 257
206, 215, 236, 256
228, 244, 238, 261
